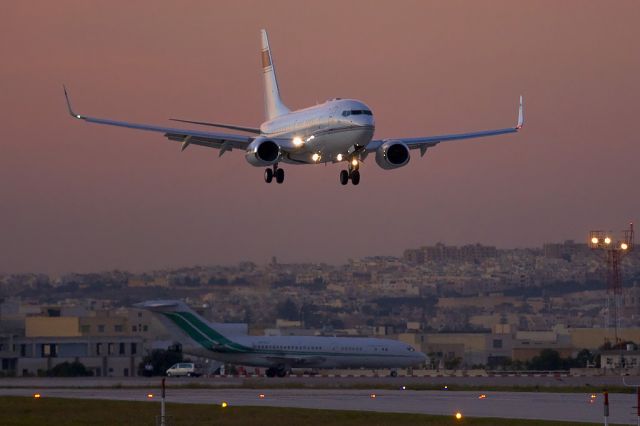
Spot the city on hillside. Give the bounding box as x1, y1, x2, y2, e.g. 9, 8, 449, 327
1, 240, 640, 377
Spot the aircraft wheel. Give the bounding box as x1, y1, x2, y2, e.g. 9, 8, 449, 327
276, 369, 287, 378
339, 170, 349, 185
275, 168, 285, 184
351, 170, 360, 185
266, 368, 276, 378
390, 370, 398, 378
264, 168, 273, 183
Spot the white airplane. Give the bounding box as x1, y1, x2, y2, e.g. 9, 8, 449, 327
136, 300, 426, 377
64, 29, 524, 186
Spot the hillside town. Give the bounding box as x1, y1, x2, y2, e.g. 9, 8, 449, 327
2, 240, 640, 377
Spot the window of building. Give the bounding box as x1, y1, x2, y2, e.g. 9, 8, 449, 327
42, 344, 57, 358
80, 325, 90, 333
493, 339, 503, 349
108, 343, 115, 355
98, 325, 105, 333
96, 343, 102, 355
142, 325, 148, 332
119, 343, 125, 355
114, 325, 124, 333
132, 326, 137, 332
20, 344, 26, 357
130, 343, 137, 355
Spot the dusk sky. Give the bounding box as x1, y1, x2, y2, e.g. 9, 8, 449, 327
2, 1, 639, 275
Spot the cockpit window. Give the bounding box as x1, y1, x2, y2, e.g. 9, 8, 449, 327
342, 110, 372, 117
407, 347, 415, 352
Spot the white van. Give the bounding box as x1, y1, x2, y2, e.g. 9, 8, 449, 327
166, 362, 199, 377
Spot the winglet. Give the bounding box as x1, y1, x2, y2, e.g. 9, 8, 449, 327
63, 85, 84, 119
516, 95, 524, 129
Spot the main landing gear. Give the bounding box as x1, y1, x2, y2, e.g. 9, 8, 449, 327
264, 164, 284, 184
340, 159, 360, 186
265, 366, 288, 378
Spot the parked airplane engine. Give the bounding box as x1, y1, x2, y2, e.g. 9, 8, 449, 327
246, 137, 280, 166
375, 140, 410, 169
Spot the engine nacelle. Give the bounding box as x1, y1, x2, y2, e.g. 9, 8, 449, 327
245, 137, 281, 166
375, 140, 410, 170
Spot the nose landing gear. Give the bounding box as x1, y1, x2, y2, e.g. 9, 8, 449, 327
339, 159, 360, 186
264, 164, 285, 184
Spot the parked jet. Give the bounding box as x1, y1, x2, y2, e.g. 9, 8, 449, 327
136, 300, 426, 377
64, 29, 523, 185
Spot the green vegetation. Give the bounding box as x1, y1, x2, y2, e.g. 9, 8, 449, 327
492, 349, 597, 371
0, 397, 619, 426
47, 361, 92, 377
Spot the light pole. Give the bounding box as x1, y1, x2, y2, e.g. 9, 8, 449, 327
588, 223, 634, 344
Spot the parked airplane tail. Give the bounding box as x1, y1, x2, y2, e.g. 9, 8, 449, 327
134, 300, 248, 351
261, 29, 290, 120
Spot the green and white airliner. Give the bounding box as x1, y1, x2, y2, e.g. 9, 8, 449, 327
136, 300, 426, 377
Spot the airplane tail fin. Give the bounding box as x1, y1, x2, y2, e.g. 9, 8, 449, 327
261, 29, 290, 120
134, 300, 248, 351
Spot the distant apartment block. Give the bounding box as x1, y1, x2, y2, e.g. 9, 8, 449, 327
404, 243, 497, 264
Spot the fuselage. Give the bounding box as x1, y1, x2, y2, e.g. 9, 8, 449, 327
252, 99, 375, 165
185, 334, 426, 369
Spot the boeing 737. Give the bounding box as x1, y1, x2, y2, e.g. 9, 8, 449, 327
136, 300, 426, 377
64, 29, 524, 186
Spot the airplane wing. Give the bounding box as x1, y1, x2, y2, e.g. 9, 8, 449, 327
63, 86, 253, 153
365, 96, 524, 157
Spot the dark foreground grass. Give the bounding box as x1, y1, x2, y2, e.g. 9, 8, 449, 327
0, 396, 620, 426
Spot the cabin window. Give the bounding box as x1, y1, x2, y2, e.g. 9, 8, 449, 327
342, 110, 350, 117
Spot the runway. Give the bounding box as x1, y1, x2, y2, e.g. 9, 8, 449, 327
1, 387, 637, 424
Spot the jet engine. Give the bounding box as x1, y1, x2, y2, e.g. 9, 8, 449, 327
375, 140, 410, 169
245, 137, 280, 166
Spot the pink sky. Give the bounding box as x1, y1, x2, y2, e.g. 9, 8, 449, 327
1, 1, 639, 274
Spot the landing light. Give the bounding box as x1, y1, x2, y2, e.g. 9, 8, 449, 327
591, 237, 599, 245
621, 243, 629, 250
478, 394, 487, 399
221, 401, 228, 408
370, 393, 376, 399
306, 135, 315, 142
259, 393, 265, 399
292, 137, 303, 147
33, 393, 41, 399
76, 114, 81, 119
455, 412, 463, 420
312, 153, 320, 162
351, 159, 358, 167
604, 237, 612, 245
336, 154, 343, 161
147, 393, 154, 399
